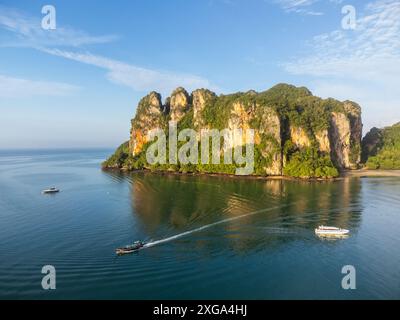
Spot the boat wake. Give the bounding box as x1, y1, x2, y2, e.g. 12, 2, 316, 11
143, 204, 290, 249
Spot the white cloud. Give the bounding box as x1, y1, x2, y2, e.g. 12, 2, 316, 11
273, 0, 324, 15
329, 0, 344, 4
0, 74, 80, 98
283, 0, 400, 130
40, 48, 214, 95
0, 5, 118, 47
0, 6, 214, 95
284, 0, 400, 81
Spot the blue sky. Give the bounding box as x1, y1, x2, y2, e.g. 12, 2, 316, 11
0, 0, 399, 148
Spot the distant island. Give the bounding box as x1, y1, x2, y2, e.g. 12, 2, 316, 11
103, 83, 400, 179
362, 122, 400, 170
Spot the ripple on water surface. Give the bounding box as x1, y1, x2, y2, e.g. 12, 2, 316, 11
1, 151, 400, 299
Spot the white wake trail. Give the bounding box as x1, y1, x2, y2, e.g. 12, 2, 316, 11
143, 204, 289, 248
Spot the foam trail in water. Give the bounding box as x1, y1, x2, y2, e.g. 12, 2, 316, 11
143, 204, 289, 248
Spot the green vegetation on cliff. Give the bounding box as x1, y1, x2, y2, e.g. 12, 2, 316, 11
104, 83, 364, 178
283, 146, 339, 178
200, 84, 342, 136
363, 122, 400, 169
102, 141, 130, 168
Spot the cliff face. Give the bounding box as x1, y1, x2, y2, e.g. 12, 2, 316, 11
362, 122, 400, 169
105, 84, 363, 178
224, 98, 282, 175
169, 87, 191, 123
129, 91, 164, 155
192, 89, 216, 129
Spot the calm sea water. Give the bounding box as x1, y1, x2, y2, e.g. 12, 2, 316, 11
0, 149, 399, 299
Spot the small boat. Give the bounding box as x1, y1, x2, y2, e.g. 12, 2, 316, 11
116, 241, 145, 255
42, 187, 60, 194
315, 225, 349, 236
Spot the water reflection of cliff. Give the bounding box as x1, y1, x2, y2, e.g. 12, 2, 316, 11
127, 172, 363, 251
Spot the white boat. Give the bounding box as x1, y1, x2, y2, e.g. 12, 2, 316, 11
42, 187, 60, 194
315, 225, 349, 236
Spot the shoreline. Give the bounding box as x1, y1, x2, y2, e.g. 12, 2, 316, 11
342, 169, 400, 178
102, 166, 400, 181
102, 167, 320, 181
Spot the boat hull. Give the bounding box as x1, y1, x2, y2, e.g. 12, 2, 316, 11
116, 249, 136, 255
315, 228, 349, 237
116, 243, 144, 255
42, 190, 60, 194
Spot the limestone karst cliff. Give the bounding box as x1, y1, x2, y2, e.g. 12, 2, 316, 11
103, 84, 363, 178
361, 122, 400, 169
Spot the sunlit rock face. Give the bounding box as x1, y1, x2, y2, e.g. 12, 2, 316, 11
192, 89, 216, 129
290, 126, 311, 149
316, 130, 330, 154
130, 91, 164, 156
224, 100, 282, 175
330, 111, 352, 169
329, 101, 362, 169
122, 84, 363, 175
169, 87, 190, 123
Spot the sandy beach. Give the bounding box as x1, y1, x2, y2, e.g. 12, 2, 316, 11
343, 169, 400, 177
